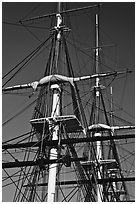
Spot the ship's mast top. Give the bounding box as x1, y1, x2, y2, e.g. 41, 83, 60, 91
56, 2, 62, 28
58, 2, 61, 13
95, 14, 100, 97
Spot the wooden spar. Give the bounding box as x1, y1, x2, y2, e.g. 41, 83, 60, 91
2, 157, 87, 169
20, 4, 102, 23
2, 71, 132, 93
23, 177, 135, 187
2, 133, 135, 150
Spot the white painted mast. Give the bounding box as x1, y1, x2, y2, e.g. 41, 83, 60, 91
47, 2, 62, 202
94, 13, 103, 202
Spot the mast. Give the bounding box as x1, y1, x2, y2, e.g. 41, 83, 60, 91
94, 13, 103, 202
110, 87, 113, 125
47, 2, 62, 202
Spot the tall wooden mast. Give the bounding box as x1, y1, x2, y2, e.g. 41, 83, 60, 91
47, 2, 62, 202
94, 13, 103, 202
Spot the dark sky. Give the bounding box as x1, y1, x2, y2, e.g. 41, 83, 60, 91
2, 2, 135, 201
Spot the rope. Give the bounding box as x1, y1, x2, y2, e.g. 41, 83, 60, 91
3, 99, 37, 126
2, 131, 33, 144
3, 35, 53, 86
